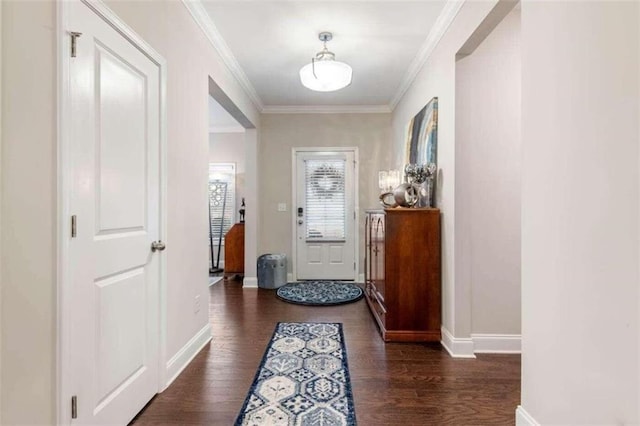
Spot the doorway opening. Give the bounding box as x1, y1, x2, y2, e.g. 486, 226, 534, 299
453, 1, 522, 355
207, 77, 258, 288
208, 96, 245, 285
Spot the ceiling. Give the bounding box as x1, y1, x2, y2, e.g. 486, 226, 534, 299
197, 0, 451, 111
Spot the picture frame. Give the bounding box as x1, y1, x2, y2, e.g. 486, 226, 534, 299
405, 96, 438, 166
404, 97, 438, 207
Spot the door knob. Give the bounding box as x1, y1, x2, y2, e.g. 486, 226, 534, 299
298, 219, 304, 225
151, 240, 166, 252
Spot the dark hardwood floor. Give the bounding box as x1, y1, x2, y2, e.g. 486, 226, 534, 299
132, 279, 520, 425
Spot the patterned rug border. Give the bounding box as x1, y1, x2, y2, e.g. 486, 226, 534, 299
276, 281, 364, 307
234, 322, 357, 425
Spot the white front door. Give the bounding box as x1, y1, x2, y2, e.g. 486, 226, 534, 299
68, 1, 161, 423
294, 150, 357, 280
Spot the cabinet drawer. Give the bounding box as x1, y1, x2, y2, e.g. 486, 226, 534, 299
365, 283, 386, 325
372, 294, 386, 318
369, 282, 385, 309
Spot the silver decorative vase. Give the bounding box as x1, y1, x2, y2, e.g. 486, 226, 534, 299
393, 183, 418, 207
415, 177, 433, 208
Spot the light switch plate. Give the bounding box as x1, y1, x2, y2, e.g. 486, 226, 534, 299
277, 203, 287, 212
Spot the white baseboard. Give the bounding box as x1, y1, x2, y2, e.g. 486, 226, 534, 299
286, 273, 363, 282
440, 326, 476, 358
516, 406, 539, 426
209, 276, 223, 287
243, 276, 258, 288
471, 333, 521, 354
164, 323, 212, 388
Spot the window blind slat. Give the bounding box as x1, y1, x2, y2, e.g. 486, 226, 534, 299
304, 159, 346, 240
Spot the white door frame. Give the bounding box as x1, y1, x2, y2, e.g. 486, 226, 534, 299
291, 147, 359, 281
56, 1, 168, 423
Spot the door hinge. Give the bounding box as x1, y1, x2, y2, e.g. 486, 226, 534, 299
70, 32, 82, 58
71, 215, 77, 238
71, 395, 77, 419
354, 262, 356, 270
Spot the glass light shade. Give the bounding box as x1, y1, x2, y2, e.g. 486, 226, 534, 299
299, 59, 353, 92
388, 170, 400, 188
378, 169, 400, 191
378, 171, 388, 190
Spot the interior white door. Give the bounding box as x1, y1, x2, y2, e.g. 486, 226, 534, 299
295, 151, 356, 280
68, 2, 161, 423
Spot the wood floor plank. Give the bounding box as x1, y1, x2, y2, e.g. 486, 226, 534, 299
131, 280, 520, 425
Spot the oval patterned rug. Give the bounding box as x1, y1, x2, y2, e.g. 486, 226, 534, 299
276, 281, 364, 306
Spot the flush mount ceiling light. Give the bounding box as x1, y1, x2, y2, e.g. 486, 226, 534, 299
299, 32, 353, 92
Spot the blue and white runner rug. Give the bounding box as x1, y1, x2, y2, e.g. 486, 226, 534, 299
235, 322, 357, 426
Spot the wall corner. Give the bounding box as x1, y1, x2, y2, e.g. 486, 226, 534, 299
242, 277, 258, 289
515, 406, 540, 426
440, 326, 475, 358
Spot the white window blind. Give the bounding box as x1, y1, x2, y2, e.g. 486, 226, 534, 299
208, 163, 236, 243
304, 159, 346, 241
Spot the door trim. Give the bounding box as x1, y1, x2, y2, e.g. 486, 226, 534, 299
290, 147, 359, 282
56, 1, 168, 423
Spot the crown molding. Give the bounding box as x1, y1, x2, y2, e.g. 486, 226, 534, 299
182, 0, 264, 111
262, 105, 392, 114
389, 0, 465, 110
184, 0, 465, 114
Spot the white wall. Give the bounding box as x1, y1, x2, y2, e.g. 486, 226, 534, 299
105, 0, 259, 369
243, 129, 259, 286
520, 1, 639, 424
0, 0, 4, 417
1, 2, 57, 423
209, 131, 247, 223
392, 0, 498, 341
258, 113, 392, 276
455, 8, 521, 336
0, 0, 260, 423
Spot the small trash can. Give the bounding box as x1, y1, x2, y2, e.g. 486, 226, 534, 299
257, 254, 287, 289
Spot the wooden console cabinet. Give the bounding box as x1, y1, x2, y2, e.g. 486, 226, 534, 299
364, 208, 441, 342
224, 223, 244, 279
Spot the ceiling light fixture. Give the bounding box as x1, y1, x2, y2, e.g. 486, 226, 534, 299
299, 32, 352, 92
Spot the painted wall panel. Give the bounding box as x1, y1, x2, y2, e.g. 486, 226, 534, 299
1, 1, 57, 423
391, 0, 497, 337
259, 113, 391, 275
455, 8, 521, 335
0, 1, 260, 423
520, 1, 639, 423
